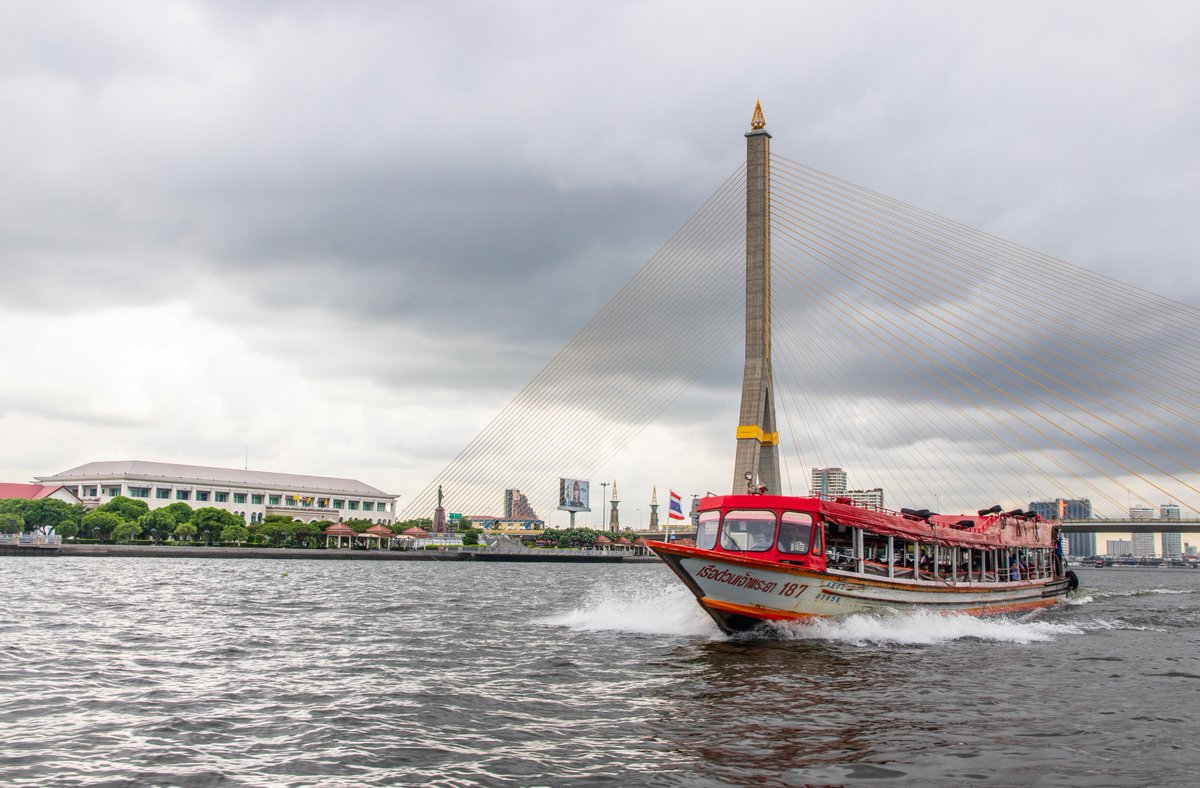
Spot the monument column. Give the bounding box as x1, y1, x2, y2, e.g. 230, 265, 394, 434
649, 486, 660, 531
608, 480, 620, 531
732, 101, 781, 494
433, 484, 447, 533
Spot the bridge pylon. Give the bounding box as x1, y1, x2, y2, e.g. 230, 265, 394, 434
732, 101, 782, 494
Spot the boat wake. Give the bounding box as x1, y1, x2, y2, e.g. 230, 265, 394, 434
763, 609, 1082, 646
544, 581, 722, 638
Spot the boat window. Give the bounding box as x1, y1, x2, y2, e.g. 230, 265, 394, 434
696, 511, 720, 550
863, 533, 890, 575
777, 512, 813, 554
824, 522, 855, 568
719, 510, 776, 552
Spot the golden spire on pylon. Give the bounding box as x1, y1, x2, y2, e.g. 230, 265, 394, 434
751, 100, 765, 130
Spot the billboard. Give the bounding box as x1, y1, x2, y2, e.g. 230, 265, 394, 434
558, 478, 590, 512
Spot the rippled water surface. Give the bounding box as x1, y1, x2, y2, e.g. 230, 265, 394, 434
2, 558, 1198, 786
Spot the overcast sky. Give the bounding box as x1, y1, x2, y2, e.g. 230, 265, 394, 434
3, 1, 1198, 524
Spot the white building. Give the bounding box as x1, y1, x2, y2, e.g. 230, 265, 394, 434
1131, 531, 1157, 558
1129, 505, 1155, 520
844, 488, 885, 509
36, 460, 398, 525
810, 467, 848, 498
1106, 538, 1133, 557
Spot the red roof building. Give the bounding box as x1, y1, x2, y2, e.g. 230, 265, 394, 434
0, 483, 81, 504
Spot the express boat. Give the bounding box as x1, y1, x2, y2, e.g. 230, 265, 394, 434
649, 493, 1076, 634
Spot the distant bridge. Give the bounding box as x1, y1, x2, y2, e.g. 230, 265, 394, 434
1059, 519, 1200, 534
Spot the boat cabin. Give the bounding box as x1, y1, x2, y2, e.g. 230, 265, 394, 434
694, 494, 1061, 585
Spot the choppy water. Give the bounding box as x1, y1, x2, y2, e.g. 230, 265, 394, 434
1, 559, 1198, 786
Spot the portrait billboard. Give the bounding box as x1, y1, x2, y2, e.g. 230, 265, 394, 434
558, 477, 590, 512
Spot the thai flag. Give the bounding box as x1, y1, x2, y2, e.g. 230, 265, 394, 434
669, 490, 686, 520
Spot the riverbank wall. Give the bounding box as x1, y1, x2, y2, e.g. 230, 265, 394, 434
49, 544, 660, 563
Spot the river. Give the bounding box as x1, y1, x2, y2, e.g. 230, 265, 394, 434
1, 558, 1197, 786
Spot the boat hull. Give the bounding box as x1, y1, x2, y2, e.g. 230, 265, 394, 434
651, 541, 1070, 633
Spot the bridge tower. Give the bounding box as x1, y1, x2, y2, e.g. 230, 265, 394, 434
732, 101, 782, 494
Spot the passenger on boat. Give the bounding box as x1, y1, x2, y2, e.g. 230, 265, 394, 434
777, 519, 810, 553
1009, 561, 1022, 580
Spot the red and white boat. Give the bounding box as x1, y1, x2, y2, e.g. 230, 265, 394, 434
649, 494, 1076, 634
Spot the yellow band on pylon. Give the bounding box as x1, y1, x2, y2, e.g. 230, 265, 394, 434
736, 425, 763, 441
736, 425, 778, 445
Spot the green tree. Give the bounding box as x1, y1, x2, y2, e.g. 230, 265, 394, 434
292, 521, 322, 547
192, 507, 244, 538
219, 524, 249, 544
259, 521, 291, 546
55, 519, 79, 539
138, 509, 177, 542
111, 521, 144, 543
173, 522, 198, 541
0, 498, 29, 517
81, 510, 122, 540
0, 511, 23, 534
263, 514, 297, 525
162, 502, 194, 524
96, 495, 150, 523
24, 498, 81, 533
461, 528, 480, 546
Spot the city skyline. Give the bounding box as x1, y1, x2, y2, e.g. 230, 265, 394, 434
3, 3, 1199, 526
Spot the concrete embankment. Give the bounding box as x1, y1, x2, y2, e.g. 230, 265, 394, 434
53, 544, 659, 563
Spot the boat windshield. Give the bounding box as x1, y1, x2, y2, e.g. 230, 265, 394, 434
776, 511, 813, 554
719, 510, 776, 552
696, 511, 719, 550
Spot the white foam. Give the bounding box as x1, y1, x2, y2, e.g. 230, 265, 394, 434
1078, 618, 1167, 633
767, 609, 1082, 646
544, 580, 723, 638
1064, 594, 1094, 605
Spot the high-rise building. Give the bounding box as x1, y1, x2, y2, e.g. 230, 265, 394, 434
1161, 531, 1183, 560
1160, 503, 1181, 521
810, 467, 847, 498
1132, 532, 1156, 558
1030, 498, 1092, 520
504, 489, 539, 521
1107, 538, 1133, 557
1065, 531, 1096, 558
1129, 506, 1154, 520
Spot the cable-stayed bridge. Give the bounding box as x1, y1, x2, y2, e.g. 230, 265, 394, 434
401, 105, 1200, 526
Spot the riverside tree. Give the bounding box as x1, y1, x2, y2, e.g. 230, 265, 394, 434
96, 496, 150, 523
219, 524, 250, 544
81, 510, 121, 540
137, 509, 176, 542
162, 502, 194, 524
191, 507, 244, 539
0, 511, 23, 534
173, 521, 198, 541
111, 521, 144, 543
1, 498, 84, 534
